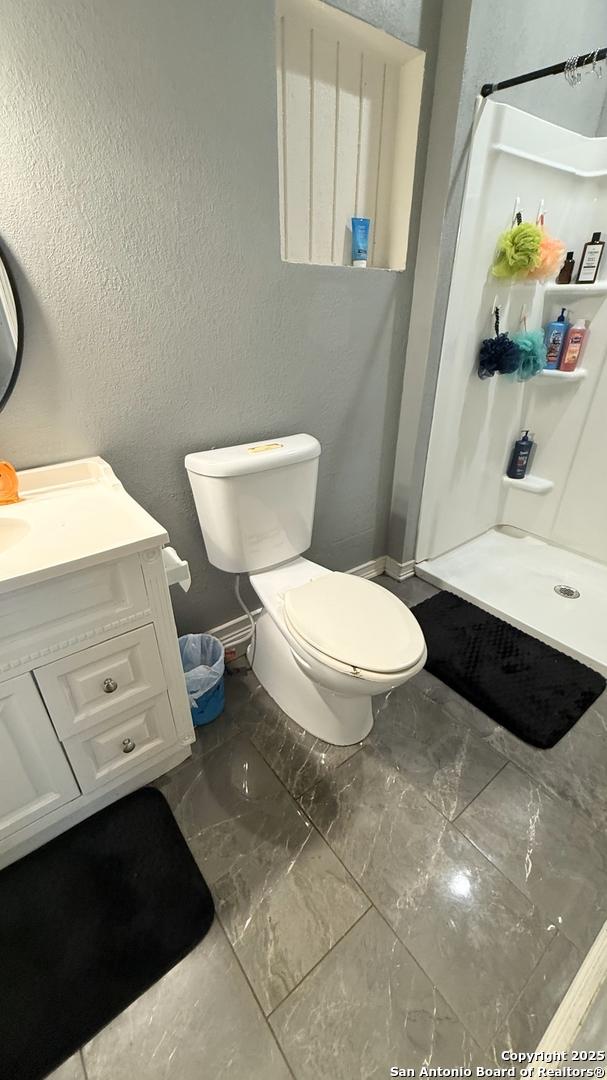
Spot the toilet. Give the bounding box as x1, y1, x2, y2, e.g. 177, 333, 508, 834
185, 434, 426, 745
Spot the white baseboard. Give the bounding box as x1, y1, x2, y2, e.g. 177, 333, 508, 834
209, 606, 263, 655
348, 556, 386, 579
209, 556, 391, 657
384, 556, 415, 581
536, 918, 607, 1055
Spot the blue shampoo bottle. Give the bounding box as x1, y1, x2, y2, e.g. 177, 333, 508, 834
544, 308, 569, 369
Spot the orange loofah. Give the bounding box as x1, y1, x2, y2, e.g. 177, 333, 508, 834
527, 229, 566, 281
0, 461, 20, 504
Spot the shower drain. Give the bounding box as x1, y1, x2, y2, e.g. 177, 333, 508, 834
554, 585, 581, 599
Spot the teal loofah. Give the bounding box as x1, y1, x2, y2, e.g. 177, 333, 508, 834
512, 328, 547, 380
492, 222, 543, 279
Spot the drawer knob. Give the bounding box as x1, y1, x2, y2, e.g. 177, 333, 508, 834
122, 737, 136, 754
103, 677, 118, 694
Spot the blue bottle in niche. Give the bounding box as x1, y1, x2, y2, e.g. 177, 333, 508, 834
507, 430, 534, 479
544, 308, 569, 369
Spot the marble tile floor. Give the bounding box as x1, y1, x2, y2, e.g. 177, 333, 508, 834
48, 575, 607, 1079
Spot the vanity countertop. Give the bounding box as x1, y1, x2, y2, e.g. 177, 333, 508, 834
0, 457, 168, 593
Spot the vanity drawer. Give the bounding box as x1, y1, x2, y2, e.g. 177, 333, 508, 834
35, 625, 166, 739
0, 554, 150, 677
62, 693, 177, 792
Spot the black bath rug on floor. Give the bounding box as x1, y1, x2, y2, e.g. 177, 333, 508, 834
413, 590, 606, 749
0, 786, 214, 1080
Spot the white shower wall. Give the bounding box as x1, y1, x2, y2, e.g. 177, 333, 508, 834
507, 296, 607, 563
552, 333, 607, 561
417, 99, 607, 567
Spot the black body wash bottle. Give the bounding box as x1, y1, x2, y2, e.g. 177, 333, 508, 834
507, 430, 534, 479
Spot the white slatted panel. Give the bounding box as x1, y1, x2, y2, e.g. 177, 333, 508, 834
333, 42, 362, 265
356, 54, 384, 228
276, 14, 287, 261
372, 63, 399, 268
310, 30, 337, 265
282, 11, 312, 263
276, 0, 424, 271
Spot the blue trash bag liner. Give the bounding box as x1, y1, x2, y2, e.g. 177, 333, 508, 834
179, 633, 225, 727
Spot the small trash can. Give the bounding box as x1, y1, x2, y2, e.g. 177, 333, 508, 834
179, 633, 225, 726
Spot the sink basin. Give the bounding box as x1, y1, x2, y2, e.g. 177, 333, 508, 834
0, 457, 168, 594
0, 516, 30, 553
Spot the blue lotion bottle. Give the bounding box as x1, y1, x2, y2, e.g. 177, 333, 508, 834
351, 217, 370, 267
544, 308, 569, 369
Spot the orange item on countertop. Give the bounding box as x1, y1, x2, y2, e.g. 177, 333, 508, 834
0, 461, 20, 504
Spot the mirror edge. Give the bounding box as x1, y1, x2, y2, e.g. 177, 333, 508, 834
0, 243, 23, 415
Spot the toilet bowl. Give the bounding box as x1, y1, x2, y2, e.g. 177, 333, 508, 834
249, 557, 426, 744
185, 433, 427, 745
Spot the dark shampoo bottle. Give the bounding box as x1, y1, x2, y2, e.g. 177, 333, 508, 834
507, 430, 534, 479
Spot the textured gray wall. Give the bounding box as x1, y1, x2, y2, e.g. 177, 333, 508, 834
468, 0, 607, 135
390, 0, 607, 562
0, 0, 442, 631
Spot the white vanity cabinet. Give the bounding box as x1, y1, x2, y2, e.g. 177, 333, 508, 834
0, 458, 195, 869
0, 672, 79, 841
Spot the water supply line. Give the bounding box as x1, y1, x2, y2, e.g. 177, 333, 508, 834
234, 574, 257, 671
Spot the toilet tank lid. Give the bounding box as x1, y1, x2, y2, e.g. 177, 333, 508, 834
185, 434, 321, 478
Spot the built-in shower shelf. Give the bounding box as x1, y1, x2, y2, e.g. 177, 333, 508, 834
502, 475, 554, 494
539, 368, 587, 382
544, 283, 607, 297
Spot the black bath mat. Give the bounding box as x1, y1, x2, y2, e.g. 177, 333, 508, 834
413, 590, 606, 748
0, 787, 214, 1080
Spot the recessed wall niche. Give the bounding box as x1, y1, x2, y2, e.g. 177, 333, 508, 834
275, 0, 424, 270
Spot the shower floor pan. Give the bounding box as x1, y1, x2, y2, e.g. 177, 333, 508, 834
416, 527, 607, 678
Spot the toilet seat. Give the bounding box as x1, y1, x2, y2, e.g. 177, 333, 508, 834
283, 572, 426, 677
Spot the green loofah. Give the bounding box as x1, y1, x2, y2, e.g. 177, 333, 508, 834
492, 222, 543, 279
512, 328, 547, 380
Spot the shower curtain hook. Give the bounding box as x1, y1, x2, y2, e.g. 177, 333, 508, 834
565, 55, 580, 87
511, 197, 521, 227
592, 47, 603, 79
491, 295, 500, 336
574, 55, 582, 85
520, 304, 527, 332
536, 199, 545, 227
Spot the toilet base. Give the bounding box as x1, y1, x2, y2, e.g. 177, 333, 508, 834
250, 611, 373, 745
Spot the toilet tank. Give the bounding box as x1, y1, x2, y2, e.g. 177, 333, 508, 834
185, 434, 321, 573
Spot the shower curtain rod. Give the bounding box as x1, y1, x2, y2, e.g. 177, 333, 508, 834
481, 48, 607, 98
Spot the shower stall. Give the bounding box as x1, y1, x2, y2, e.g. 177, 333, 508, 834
415, 98, 607, 676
